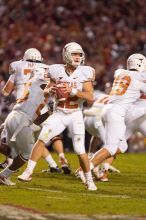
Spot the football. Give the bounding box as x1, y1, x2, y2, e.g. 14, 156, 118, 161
55, 83, 69, 101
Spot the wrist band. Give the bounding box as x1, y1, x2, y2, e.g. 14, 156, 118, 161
70, 88, 77, 96
2, 90, 9, 96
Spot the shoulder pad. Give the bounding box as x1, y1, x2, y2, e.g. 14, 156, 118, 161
80, 66, 95, 82
114, 69, 127, 78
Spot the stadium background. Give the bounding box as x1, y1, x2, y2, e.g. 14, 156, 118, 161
0, 0, 146, 152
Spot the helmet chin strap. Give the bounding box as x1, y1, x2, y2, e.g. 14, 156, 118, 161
25, 59, 43, 63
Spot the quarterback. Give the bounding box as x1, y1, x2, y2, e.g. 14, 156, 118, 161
18, 42, 97, 191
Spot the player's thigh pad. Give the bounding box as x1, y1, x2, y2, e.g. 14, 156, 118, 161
16, 126, 35, 160
103, 107, 126, 155
38, 113, 65, 144
5, 111, 34, 160
84, 116, 99, 136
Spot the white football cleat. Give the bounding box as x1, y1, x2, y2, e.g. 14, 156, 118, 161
92, 166, 104, 179
93, 166, 109, 182
86, 180, 97, 191
100, 176, 108, 182
0, 175, 16, 186
75, 169, 86, 184
17, 171, 32, 182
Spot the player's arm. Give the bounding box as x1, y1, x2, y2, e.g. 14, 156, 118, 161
2, 76, 14, 96
66, 67, 95, 102
62, 81, 94, 102
2, 64, 16, 96
76, 81, 94, 102
34, 112, 50, 125
2, 74, 16, 105
44, 79, 56, 96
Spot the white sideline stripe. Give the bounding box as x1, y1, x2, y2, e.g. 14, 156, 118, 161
23, 187, 131, 199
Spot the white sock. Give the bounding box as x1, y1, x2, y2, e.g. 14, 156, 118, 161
0, 168, 13, 178
84, 171, 93, 182
59, 153, 65, 159
90, 162, 94, 170
45, 155, 57, 168
26, 160, 37, 173
7, 158, 13, 166
88, 152, 94, 159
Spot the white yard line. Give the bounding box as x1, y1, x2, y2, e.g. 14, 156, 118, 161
23, 186, 63, 193
23, 187, 131, 199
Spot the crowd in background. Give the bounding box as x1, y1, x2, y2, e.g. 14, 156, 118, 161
0, 0, 146, 151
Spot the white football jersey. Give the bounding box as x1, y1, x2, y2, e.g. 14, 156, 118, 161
48, 64, 95, 110
109, 69, 146, 109
13, 77, 47, 122
8, 60, 40, 99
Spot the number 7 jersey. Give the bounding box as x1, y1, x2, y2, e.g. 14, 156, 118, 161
9, 60, 40, 99
109, 69, 146, 109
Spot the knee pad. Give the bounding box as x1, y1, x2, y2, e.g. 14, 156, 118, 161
74, 147, 86, 155
73, 135, 85, 155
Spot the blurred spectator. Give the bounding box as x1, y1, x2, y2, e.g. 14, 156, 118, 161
0, 0, 146, 86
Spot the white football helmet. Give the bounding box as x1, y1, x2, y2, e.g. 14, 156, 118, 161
63, 42, 85, 67
32, 63, 49, 81
23, 48, 43, 62
127, 53, 146, 72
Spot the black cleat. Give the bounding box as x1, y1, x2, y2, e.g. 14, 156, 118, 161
61, 165, 71, 174
59, 157, 71, 174
50, 166, 61, 173
42, 166, 61, 173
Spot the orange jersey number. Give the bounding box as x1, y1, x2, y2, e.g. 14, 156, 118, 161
58, 96, 79, 109
110, 75, 131, 96
23, 68, 32, 75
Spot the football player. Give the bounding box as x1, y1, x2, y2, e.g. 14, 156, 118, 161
83, 94, 120, 182
18, 42, 97, 191
76, 53, 146, 184
0, 48, 60, 172
0, 64, 54, 185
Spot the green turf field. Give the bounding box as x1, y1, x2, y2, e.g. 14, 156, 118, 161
0, 153, 146, 219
